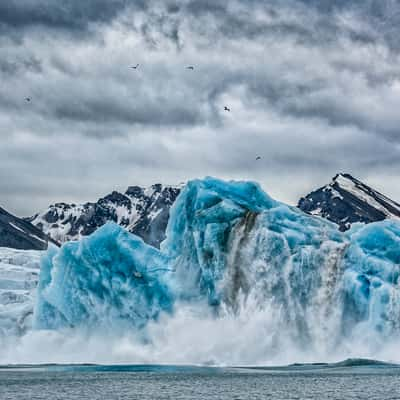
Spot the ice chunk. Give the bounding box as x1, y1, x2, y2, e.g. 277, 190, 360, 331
34, 223, 173, 330
33, 177, 400, 353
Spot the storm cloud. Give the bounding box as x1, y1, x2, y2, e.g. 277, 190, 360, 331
1, 0, 400, 215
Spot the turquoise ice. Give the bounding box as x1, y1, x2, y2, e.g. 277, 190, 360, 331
35, 224, 173, 330
34, 178, 400, 350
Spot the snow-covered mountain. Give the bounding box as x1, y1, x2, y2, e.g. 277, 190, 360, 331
27, 184, 182, 248
298, 173, 400, 231
0, 206, 56, 250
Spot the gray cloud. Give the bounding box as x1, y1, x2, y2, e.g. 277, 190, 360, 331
0, 0, 133, 33
1, 0, 400, 216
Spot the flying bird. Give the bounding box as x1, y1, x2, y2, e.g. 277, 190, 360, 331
186, 66, 194, 70
224, 106, 230, 112
131, 64, 139, 69
256, 156, 261, 160
25, 97, 31, 102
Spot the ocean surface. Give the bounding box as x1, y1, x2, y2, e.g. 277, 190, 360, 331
1, 361, 400, 400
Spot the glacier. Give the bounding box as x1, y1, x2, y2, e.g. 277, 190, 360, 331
0, 248, 41, 338
9, 177, 400, 363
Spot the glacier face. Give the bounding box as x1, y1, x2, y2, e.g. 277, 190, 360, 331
0, 248, 41, 338
32, 177, 400, 360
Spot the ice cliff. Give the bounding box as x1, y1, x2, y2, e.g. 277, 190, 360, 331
34, 178, 400, 353
0, 248, 41, 337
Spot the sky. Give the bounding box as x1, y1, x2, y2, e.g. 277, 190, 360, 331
1, 0, 400, 216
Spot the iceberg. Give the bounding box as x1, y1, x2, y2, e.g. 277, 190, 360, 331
33, 177, 400, 355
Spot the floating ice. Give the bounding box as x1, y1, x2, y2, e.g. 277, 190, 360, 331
32, 177, 400, 357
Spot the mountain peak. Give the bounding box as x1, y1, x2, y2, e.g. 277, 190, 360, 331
28, 183, 182, 248
298, 174, 400, 231
333, 172, 355, 181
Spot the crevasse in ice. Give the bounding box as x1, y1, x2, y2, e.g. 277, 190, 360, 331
34, 177, 400, 350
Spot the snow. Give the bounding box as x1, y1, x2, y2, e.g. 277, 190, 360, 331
144, 186, 156, 198
373, 190, 400, 214
335, 174, 399, 218
8, 222, 25, 234
114, 205, 135, 225
147, 208, 163, 221
31, 177, 400, 356
330, 187, 344, 200
310, 207, 322, 215
28, 233, 47, 244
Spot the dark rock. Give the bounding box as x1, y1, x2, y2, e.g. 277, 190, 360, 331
28, 184, 182, 248
0, 206, 58, 250
298, 173, 400, 231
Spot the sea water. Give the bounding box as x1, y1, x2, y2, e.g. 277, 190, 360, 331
1, 362, 400, 400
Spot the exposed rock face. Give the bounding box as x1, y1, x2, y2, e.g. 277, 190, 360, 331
0, 206, 56, 250
28, 184, 182, 248
298, 173, 400, 231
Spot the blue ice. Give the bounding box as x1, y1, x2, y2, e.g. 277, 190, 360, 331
34, 177, 400, 345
